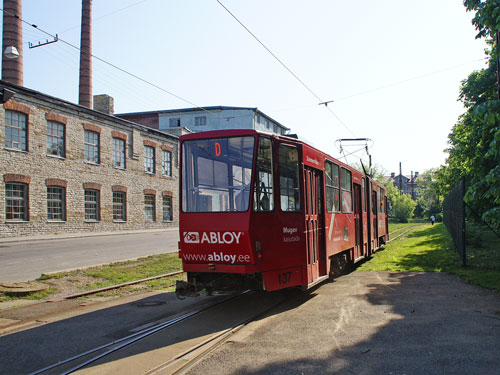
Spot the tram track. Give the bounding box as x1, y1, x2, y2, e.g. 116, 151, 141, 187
28, 291, 250, 375
1, 270, 184, 313
146, 291, 296, 375
27, 289, 300, 375
387, 225, 422, 243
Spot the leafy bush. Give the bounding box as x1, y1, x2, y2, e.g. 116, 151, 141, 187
393, 193, 417, 223
386, 182, 416, 222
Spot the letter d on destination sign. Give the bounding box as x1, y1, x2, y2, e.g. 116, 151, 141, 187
184, 232, 200, 243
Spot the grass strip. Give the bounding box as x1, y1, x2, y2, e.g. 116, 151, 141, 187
0, 253, 183, 303
358, 223, 500, 292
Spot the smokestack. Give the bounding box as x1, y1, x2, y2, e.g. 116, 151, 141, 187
2, 0, 23, 85
79, 0, 92, 108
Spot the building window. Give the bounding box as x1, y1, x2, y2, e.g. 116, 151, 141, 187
5, 110, 27, 151
5, 183, 28, 221
162, 150, 172, 176
47, 121, 65, 157
113, 138, 126, 169
145, 194, 155, 221
169, 118, 181, 127
113, 192, 126, 221
163, 196, 173, 222
144, 145, 155, 173
84, 130, 100, 164
84, 189, 100, 221
194, 116, 206, 126
47, 186, 66, 221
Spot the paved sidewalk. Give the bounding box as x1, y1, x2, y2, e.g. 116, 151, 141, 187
187, 271, 500, 375
0, 227, 179, 243
0, 229, 180, 282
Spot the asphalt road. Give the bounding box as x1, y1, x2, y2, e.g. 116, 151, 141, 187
0, 229, 180, 282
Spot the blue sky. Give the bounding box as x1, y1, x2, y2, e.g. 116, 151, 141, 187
6, 0, 487, 175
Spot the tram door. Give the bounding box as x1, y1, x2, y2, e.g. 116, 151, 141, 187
304, 167, 325, 281
371, 189, 378, 249
353, 183, 363, 260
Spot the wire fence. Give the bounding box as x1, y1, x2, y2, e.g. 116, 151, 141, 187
443, 178, 466, 266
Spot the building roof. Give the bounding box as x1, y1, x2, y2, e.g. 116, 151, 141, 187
388, 174, 419, 184
117, 106, 290, 131
0, 80, 179, 141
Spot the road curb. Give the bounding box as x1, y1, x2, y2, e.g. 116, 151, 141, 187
0, 228, 179, 244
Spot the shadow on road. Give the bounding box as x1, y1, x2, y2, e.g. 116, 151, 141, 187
187, 271, 500, 375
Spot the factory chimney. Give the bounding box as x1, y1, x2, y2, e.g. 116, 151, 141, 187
79, 0, 92, 108
1, 0, 23, 85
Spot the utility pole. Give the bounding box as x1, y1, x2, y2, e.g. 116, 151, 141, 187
399, 162, 402, 194
497, 31, 500, 100
411, 171, 414, 200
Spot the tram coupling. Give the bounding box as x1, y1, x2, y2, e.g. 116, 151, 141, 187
175, 280, 202, 299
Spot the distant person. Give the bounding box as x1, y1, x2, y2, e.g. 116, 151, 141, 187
430, 215, 435, 225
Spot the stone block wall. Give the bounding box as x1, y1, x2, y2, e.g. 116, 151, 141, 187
0, 84, 179, 238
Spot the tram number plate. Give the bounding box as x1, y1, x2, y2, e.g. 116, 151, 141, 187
278, 271, 292, 285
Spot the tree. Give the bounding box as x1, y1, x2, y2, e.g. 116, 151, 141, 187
416, 169, 442, 217
386, 183, 416, 223
349, 161, 388, 182
438, 0, 500, 229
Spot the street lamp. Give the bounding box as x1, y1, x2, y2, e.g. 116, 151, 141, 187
3, 46, 20, 59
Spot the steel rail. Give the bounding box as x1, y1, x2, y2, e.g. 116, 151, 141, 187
1, 270, 184, 312
148, 291, 296, 375
388, 227, 407, 236
47, 270, 184, 301
387, 225, 421, 243
29, 291, 250, 375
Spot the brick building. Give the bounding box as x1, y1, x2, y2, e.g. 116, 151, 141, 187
389, 172, 420, 200
0, 80, 179, 238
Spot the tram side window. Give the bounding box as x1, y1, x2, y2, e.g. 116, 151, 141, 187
341, 168, 353, 213
253, 137, 274, 212
325, 160, 340, 213
279, 145, 301, 212
379, 187, 385, 213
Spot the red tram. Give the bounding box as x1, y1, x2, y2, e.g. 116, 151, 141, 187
176, 129, 388, 296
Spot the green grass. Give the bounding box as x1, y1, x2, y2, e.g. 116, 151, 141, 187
465, 223, 500, 270
388, 218, 427, 233
0, 253, 183, 303
357, 223, 500, 292
0, 287, 56, 303
81, 253, 182, 284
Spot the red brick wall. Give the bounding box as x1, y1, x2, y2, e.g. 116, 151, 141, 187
117, 113, 159, 130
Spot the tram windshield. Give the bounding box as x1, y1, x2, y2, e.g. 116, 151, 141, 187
182, 136, 255, 212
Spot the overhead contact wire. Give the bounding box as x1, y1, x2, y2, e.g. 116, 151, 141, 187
215, 0, 356, 136
0, 7, 220, 119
